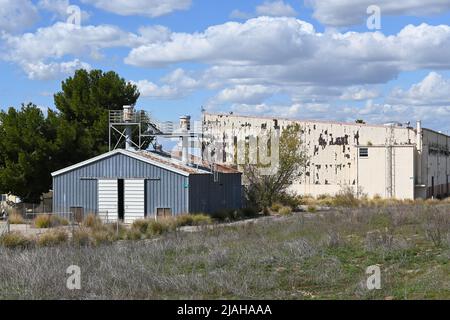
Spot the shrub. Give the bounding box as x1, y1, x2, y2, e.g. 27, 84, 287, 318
37, 230, 68, 247
425, 198, 440, 206
279, 206, 292, 216
52, 216, 69, 226
307, 205, 317, 213
237, 207, 259, 219
72, 229, 91, 246
0, 232, 33, 249
83, 214, 103, 229
332, 186, 360, 207
132, 219, 151, 233
422, 208, 450, 247
295, 195, 316, 206
104, 223, 127, 239
442, 197, 450, 204
176, 214, 213, 227
270, 203, 282, 213
191, 214, 213, 226
33, 214, 69, 229
33, 215, 52, 228
210, 209, 236, 222
146, 218, 176, 237
91, 229, 115, 246
8, 213, 25, 224
125, 228, 143, 241
276, 193, 302, 209
174, 214, 193, 227
317, 196, 334, 207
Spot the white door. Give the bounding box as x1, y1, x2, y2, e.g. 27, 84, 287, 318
98, 179, 118, 222
124, 179, 145, 223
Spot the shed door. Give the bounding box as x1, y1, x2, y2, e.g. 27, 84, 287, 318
98, 179, 118, 222
124, 179, 145, 223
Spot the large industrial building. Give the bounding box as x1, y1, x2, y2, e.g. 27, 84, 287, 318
202, 113, 450, 200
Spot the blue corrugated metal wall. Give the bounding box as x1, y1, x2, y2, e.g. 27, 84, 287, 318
188, 172, 243, 213
53, 153, 189, 216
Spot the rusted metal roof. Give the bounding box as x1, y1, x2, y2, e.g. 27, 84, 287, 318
169, 151, 241, 174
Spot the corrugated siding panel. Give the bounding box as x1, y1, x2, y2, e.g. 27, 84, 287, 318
98, 179, 118, 222
124, 179, 145, 223
189, 173, 242, 213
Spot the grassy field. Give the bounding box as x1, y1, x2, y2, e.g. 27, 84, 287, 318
0, 204, 449, 300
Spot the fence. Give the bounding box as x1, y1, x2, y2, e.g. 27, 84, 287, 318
0, 210, 123, 238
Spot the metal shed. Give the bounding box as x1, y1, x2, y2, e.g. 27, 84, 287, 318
52, 149, 242, 223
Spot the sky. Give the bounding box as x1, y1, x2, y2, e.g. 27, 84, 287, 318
1, 0, 450, 133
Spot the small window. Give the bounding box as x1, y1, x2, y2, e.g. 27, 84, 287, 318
157, 208, 172, 217
359, 148, 369, 158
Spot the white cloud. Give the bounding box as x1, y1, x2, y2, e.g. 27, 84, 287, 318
138, 25, 172, 43
125, 17, 316, 68
0, 0, 39, 33
388, 72, 450, 106
133, 69, 200, 99
37, 0, 90, 22
256, 1, 297, 17
133, 80, 179, 99
126, 17, 450, 89
306, 0, 450, 27
230, 10, 252, 20
1, 22, 143, 79
214, 85, 277, 104
81, 0, 191, 18
124, 17, 450, 124
340, 86, 380, 101
230, 1, 297, 20
23, 59, 91, 80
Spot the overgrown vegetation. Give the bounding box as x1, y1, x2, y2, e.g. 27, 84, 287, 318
33, 214, 69, 229
37, 230, 68, 247
0, 232, 32, 249
0, 204, 448, 299
243, 123, 308, 211
8, 213, 25, 224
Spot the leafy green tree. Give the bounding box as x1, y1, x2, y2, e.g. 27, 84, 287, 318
0, 104, 56, 203
54, 69, 141, 163
244, 124, 308, 211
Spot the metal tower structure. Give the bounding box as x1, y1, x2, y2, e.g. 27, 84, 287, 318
108, 105, 163, 151
109, 106, 206, 167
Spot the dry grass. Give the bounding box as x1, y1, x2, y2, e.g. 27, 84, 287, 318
33, 214, 69, 229
176, 214, 213, 227
278, 206, 293, 216
0, 204, 448, 299
82, 214, 103, 229
8, 213, 25, 225
0, 232, 33, 249
37, 230, 68, 247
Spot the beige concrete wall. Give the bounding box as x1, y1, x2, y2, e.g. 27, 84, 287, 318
203, 113, 419, 198
356, 146, 414, 199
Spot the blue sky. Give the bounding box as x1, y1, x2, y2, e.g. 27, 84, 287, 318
1, 0, 450, 133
